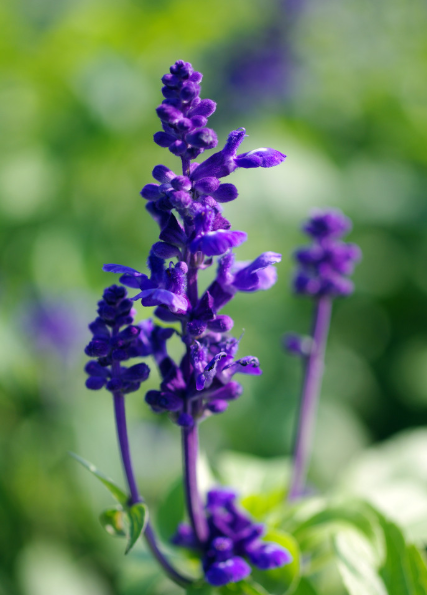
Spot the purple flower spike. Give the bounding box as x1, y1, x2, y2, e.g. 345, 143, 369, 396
84, 285, 152, 395
292, 210, 361, 298
303, 208, 351, 239
85, 60, 288, 585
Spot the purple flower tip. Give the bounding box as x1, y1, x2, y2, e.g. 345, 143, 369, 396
249, 543, 293, 570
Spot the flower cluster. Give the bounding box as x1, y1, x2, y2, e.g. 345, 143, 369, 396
173, 488, 291, 587
104, 59, 286, 427
292, 209, 362, 298
84, 59, 289, 588
84, 285, 150, 394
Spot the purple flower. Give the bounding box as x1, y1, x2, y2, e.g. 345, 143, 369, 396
292, 209, 361, 298
172, 488, 292, 587
84, 285, 151, 394
85, 60, 288, 586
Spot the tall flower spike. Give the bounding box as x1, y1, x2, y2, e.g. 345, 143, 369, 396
96, 59, 287, 586
286, 209, 361, 501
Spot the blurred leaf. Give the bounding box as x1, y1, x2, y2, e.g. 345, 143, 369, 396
377, 515, 427, 595
334, 529, 387, 595
69, 452, 128, 506
99, 508, 126, 537
185, 580, 214, 594
252, 529, 300, 595
157, 477, 185, 542
241, 490, 285, 521
217, 452, 290, 498
240, 578, 271, 594
292, 578, 319, 595
125, 502, 148, 555
293, 499, 384, 563
407, 545, 427, 594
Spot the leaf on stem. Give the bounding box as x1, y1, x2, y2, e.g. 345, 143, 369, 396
69, 452, 128, 506
125, 502, 148, 554
100, 508, 127, 537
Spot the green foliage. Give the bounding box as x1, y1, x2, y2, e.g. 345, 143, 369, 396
70, 452, 148, 554
126, 503, 148, 555
156, 477, 185, 542
99, 508, 127, 537
69, 452, 128, 506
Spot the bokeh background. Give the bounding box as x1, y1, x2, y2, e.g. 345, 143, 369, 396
1, 0, 427, 593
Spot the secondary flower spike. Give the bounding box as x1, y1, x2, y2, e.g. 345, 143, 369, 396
286, 209, 361, 501
87, 59, 288, 587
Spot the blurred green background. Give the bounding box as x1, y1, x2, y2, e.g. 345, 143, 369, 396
1, 0, 427, 593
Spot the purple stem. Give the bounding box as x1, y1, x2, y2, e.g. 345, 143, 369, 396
182, 416, 209, 545
112, 390, 193, 587
288, 297, 332, 501
179, 155, 209, 546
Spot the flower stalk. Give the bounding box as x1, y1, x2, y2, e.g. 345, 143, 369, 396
288, 297, 331, 500
285, 209, 362, 501
113, 389, 193, 587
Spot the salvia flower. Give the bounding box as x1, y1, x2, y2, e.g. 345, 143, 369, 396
292, 209, 362, 298
84, 285, 150, 393
172, 488, 292, 586
85, 59, 288, 587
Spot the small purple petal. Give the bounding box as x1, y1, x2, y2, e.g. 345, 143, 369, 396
159, 213, 187, 246
86, 376, 106, 390
208, 381, 243, 401
248, 542, 292, 570
188, 98, 216, 118
103, 264, 141, 275
135, 289, 189, 314
122, 363, 150, 382
212, 183, 238, 203
190, 230, 247, 257
151, 241, 181, 259
152, 165, 176, 183
207, 399, 228, 413
186, 128, 218, 150
153, 132, 176, 148
236, 147, 286, 169
196, 352, 227, 390
284, 333, 314, 357
205, 556, 251, 586
194, 177, 221, 194
207, 315, 234, 333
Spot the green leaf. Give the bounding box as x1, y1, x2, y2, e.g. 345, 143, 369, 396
99, 508, 127, 537
407, 545, 427, 594
157, 477, 185, 542
69, 452, 128, 506
292, 577, 319, 595
185, 583, 213, 595
241, 490, 285, 521
217, 452, 290, 498
240, 578, 271, 595
252, 529, 300, 595
293, 502, 379, 544
125, 502, 148, 554
333, 528, 387, 595
377, 514, 427, 595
